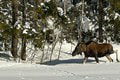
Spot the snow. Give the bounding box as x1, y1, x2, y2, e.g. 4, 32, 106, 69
47, 17, 54, 28
5, 20, 9, 24
25, 22, 30, 28
14, 20, 20, 27
0, 42, 120, 80
32, 29, 37, 33
57, 7, 64, 16
44, 0, 51, 3
41, 3, 45, 6
0, 61, 120, 80
23, 29, 28, 34
114, 13, 120, 20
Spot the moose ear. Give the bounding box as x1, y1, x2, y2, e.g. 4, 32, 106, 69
81, 42, 86, 47
77, 42, 82, 47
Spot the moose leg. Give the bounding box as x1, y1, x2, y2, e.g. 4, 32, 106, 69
95, 55, 99, 63
115, 50, 120, 62
83, 57, 88, 64
106, 55, 113, 62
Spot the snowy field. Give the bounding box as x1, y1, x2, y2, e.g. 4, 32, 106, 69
0, 42, 120, 80
0, 61, 120, 80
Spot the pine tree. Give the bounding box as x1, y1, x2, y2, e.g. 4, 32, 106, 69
107, 0, 120, 42
20, 0, 27, 60
11, 0, 19, 59
98, 0, 104, 42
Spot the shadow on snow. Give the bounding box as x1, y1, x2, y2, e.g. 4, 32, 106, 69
40, 58, 106, 65
0, 52, 11, 61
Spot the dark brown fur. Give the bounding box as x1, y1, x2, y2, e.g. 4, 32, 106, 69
72, 41, 119, 63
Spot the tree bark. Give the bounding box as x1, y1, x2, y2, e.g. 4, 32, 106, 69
64, 0, 67, 15
98, 0, 104, 42
58, 42, 62, 60
21, 0, 27, 60
77, 0, 84, 42
11, 0, 18, 58
50, 36, 58, 62
21, 35, 27, 60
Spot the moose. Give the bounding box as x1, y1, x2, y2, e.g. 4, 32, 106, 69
72, 41, 119, 64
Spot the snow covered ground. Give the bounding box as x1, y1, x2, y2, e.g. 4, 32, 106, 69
0, 42, 120, 80
0, 61, 120, 80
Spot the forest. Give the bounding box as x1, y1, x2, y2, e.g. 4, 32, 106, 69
0, 0, 120, 63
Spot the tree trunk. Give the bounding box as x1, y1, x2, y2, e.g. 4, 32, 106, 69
50, 36, 58, 62
39, 0, 44, 3
40, 44, 45, 63
64, 0, 67, 15
98, 0, 104, 42
4, 40, 8, 51
77, 15, 82, 43
21, 0, 27, 60
58, 42, 62, 60
11, 0, 18, 58
21, 35, 27, 60
45, 44, 50, 59
77, 0, 84, 42
11, 33, 18, 58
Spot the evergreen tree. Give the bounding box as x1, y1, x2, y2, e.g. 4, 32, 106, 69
20, 0, 27, 60
11, 0, 19, 59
